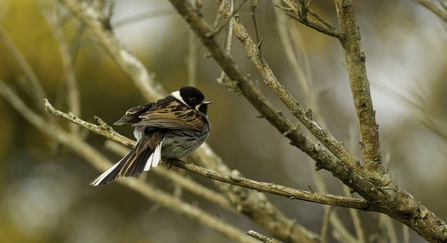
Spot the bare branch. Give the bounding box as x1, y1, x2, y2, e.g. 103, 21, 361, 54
415, 0, 447, 22
187, 29, 198, 87
247, 230, 280, 243
60, 0, 166, 101
250, 0, 262, 54
217, 0, 240, 92
169, 159, 370, 210
403, 224, 410, 243
320, 206, 333, 242
391, 84, 447, 143
46, 10, 81, 135
275, 1, 343, 38
285, 12, 342, 38
273, 2, 325, 126
341, 183, 367, 243
44, 98, 135, 148
0, 27, 48, 111
113, 8, 175, 28
335, 0, 383, 174
307, 9, 337, 31
214, 0, 248, 35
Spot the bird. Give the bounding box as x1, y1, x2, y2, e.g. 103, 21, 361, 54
90, 86, 212, 186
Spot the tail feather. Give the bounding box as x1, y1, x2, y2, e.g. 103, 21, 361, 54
119, 136, 151, 178
90, 132, 164, 186
145, 141, 162, 171
90, 152, 132, 186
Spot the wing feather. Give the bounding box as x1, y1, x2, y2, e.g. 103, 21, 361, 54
136, 106, 206, 130
113, 96, 207, 130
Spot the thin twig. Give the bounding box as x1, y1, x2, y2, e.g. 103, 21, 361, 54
217, 0, 240, 92
213, 0, 227, 29
187, 29, 198, 87
112, 8, 175, 28
389, 84, 447, 143
214, 0, 248, 35
250, 0, 262, 55
61, 0, 166, 101
344, 126, 367, 243
286, 12, 342, 38
312, 167, 357, 243
275, 1, 342, 38
342, 183, 366, 243
273, 1, 324, 126
415, 0, 447, 22
46, 10, 81, 135
44, 99, 135, 148
320, 206, 333, 243
403, 224, 410, 243
247, 230, 280, 243
308, 9, 337, 31
169, 158, 370, 210
0, 27, 48, 112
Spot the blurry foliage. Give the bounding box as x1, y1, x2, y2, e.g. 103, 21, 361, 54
0, 0, 446, 242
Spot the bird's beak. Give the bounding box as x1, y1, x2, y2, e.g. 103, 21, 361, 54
202, 98, 213, 105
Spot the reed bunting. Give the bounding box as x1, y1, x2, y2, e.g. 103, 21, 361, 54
90, 86, 212, 186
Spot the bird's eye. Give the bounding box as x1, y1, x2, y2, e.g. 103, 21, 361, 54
189, 97, 197, 103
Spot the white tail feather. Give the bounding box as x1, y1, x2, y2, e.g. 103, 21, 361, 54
90, 159, 122, 186
144, 141, 162, 171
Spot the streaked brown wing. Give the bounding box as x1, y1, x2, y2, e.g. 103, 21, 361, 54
136, 106, 207, 130
114, 103, 155, 126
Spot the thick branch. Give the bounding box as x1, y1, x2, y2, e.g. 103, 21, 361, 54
334, 0, 382, 174
334, 1, 446, 242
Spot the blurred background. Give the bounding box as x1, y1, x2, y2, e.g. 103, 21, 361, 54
0, 0, 446, 242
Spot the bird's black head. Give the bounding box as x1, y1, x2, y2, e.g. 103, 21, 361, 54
176, 86, 212, 115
